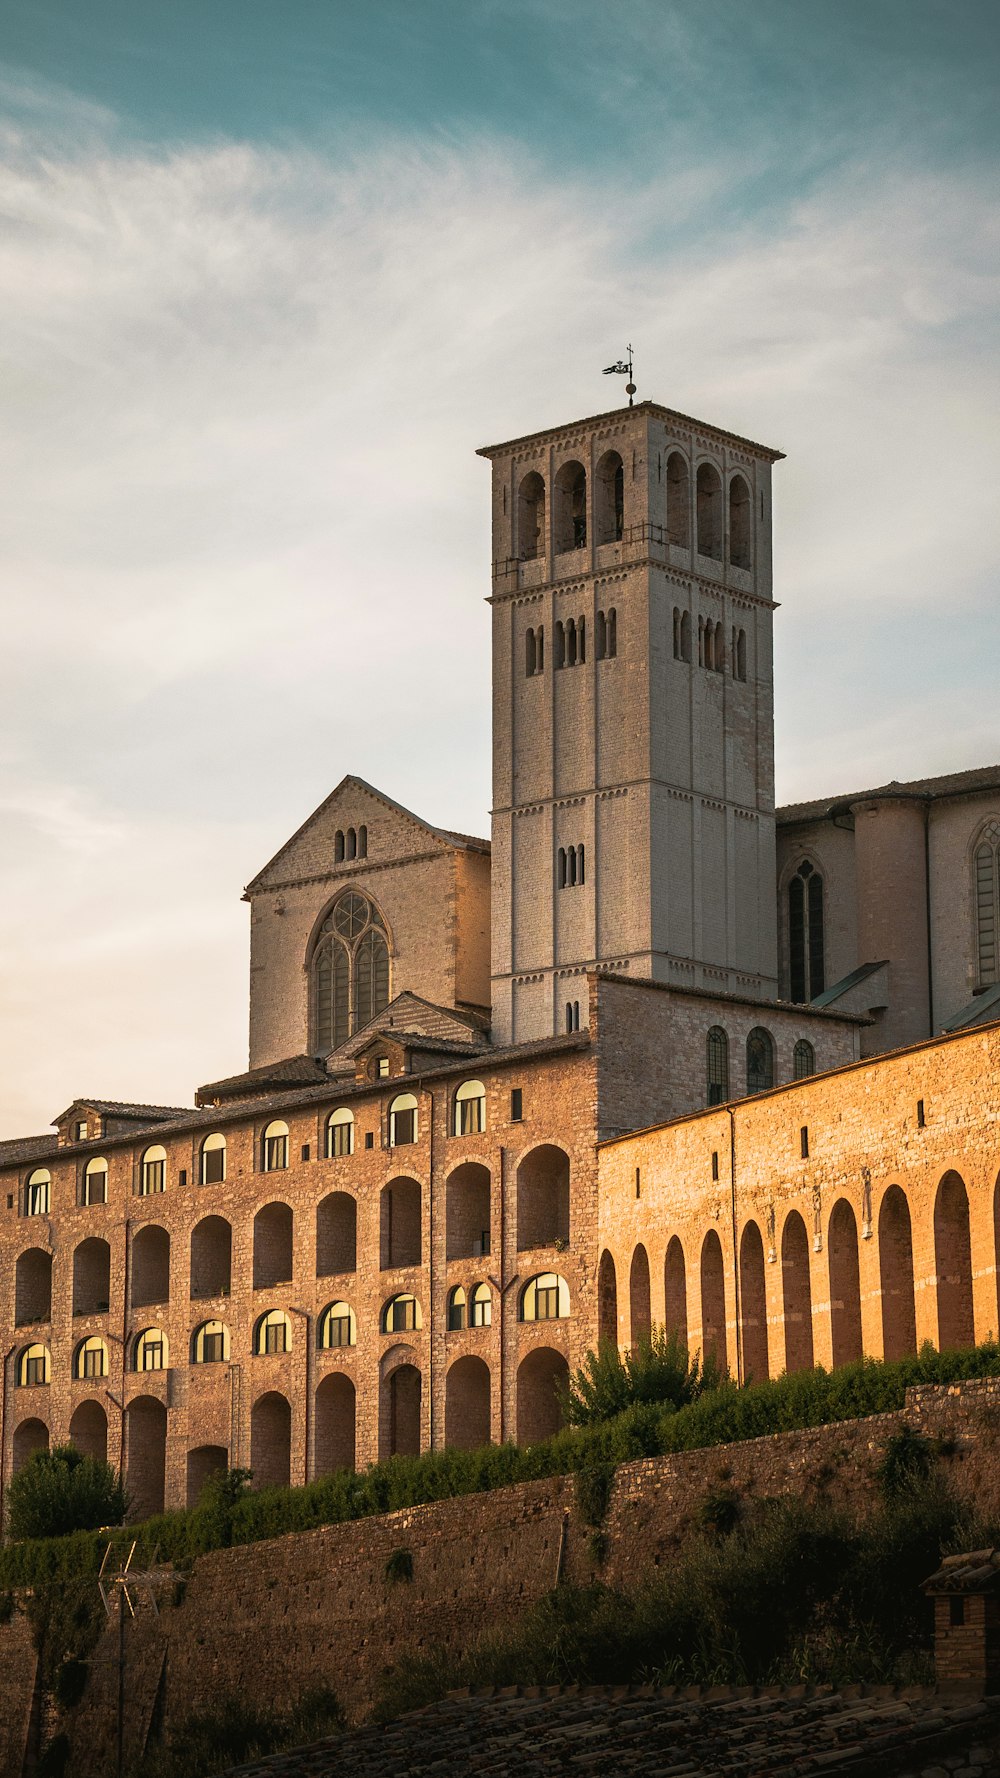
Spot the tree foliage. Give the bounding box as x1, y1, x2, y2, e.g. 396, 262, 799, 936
7, 1445, 126, 1542
561, 1328, 718, 1426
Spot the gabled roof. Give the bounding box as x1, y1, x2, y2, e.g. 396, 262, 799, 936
52, 1099, 190, 1126
196, 1056, 330, 1107
778, 763, 1000, 826
325, 992, 489, 1065
245, 775, 489, 894
0, 1135, 55, 1167
940, 978, 1000, 1034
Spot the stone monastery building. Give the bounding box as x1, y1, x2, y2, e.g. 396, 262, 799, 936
3, 396, 1000, 1519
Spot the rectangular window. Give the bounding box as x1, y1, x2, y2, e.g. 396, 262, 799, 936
83, 1347, 103, 1379
392, 1299, 416, 1332
264, 1135, 288, 1171
511, 1088, 523, 1122
378, 1058, 390, 1079
917, 1099, 926, 1128
74, 1120, 88, 1142
393, 1109, 416, 1146
202, 1147, 225, 1185
203, 1332, 224, 1363
536, 1285, 559, 1320
635, 1168, 641, 1200
711, 1151, 719, 1181
365, 1131, 374, 1150
800, 1126, 809, 1159
328, 1316, 351, 1348
27, 1181, 51, 1217
265, 1321, 288, 1355
459, 1096, 484, 1136
949, 1596, 966, 1627
82, 1171, 107, 1207
141, 1340, 163, 1372
301, 1143, 310, 1162
328, 1123, 352, 1158
25, 1356, 45, 1386
141, 1160, 165, 1196
178, 1168, 187, 1187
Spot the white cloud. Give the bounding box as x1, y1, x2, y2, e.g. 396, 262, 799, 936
1, 81, 998, 1131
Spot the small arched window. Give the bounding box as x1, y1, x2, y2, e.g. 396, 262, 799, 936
24, 1169, 51, 1218
134, 1327, 168, 1372
470, 1282, 492, 1327
597, 610, 607, 659
334, 830, 345, 863
255, 1309, 291, 1356
192, 1320, 230, 1365
729, 474, 752, 570
517, 472, 546, 561
607, 608, 617, 657
75, 1335, 109, 1381
557, 847, 567, 889
666, 452, 690, 547
447, 1285, 467, 1331
319, 1300, 356, 1348
707, 1027, 729, 1105
567, 845, 577, 887
732, 627, 747, 681
200, 1133, 226, 1185
746, 1028, 775, 1095
82, 1157, 108, 1207
696, 463, 723, 560
793, 1039, 816, 1080
565, 1000, 581, 1033
455, 1080, 486, 1137
520, 1272, 570, 1321
326, 1107, 354, 1159
382, 1293, 422, 1334
577, 843, 585, 885
262, 1120, 289, 1172
18, 1343, 50, 1387
140, 1146, 166, 1197
974, 820, 1000, 987
554, 621, 566, 669
788, 861, 825, 1001
389, 1093, 418, 1147
526, 628, 537, 677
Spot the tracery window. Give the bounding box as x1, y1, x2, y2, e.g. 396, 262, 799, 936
746, 1027, 775, 1095
793, 1039, 816, 1080
974, 820, 1000, 986
706, 1026, 729, 1106
314, 891, 390, 1050
788, 861, 825, 1001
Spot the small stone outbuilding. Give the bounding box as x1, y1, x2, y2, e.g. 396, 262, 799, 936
923, 1547, 1000, 1694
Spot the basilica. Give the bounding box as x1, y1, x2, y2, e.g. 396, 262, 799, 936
2, 395, 999, 1516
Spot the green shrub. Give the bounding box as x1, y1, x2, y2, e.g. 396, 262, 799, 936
878, 1427, 936, 1498
696, 1483, 740, 1538
562, 1328, 715, 1427
385, 1547, 413, 1584
574, 1462, 615, 1527
7, 1445, 126, 1542
136, 1687, 342, 1778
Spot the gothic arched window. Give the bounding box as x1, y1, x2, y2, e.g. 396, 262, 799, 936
706, 1026, 729, 1105
746, 1027, 774, 1095
974, 820, 1000, 987
314, 892, 390, 1051
793, 1038, 816, 1080
788, 861, 825, 1002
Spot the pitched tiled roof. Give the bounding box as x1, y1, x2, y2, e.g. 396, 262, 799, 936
62, 1099, 190, 1120
218, 1684, 1000, 1778
924, 1547, 1000, 1593
196, 1056, 330, 1105
0, 1135, 54, 1166
778, 763, 1000, 826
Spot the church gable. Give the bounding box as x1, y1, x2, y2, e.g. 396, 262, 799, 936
246, 776, 462, 895
324, 991, 489, 1076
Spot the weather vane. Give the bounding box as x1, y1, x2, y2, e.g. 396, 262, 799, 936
603, 345, 636, 406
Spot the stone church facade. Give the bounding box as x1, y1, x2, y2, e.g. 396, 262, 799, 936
1, 397, 999, 1516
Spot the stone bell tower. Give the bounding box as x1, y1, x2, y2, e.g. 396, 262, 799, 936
479, 399, 784, 1045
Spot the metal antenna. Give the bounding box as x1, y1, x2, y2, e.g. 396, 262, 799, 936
602, 344, 637, 405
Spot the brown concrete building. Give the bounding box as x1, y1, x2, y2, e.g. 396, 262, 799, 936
1, 393, 998, 1514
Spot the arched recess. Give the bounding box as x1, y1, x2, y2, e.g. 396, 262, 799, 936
190, 1216, 232, 1300
594, 449, 624, 543
379, 1356, 422, 1461
516, 1145, 570, 1251
666, 451, 690, 547
935, 1171, 974, 1349
72, 1237, 111, 1317
597, 1249, 618, 1345
517, 471, 546, 561
828, 1200, 863, 1367
250, 1392, 292, 1490
700, 1230, 728, 1373
516, 1347, 568, 1445
253, 1202, 293, 1290
739, 1222, 768, 1383
131, 1224, 170, 1308
381, 1177, 422, 1269
445, 1355, 491, 1451
446, 1163, 491, 1260
15, 1249, 52, 1325
728, 474, 751, 569
69, 1399, 107, 1464
554, 460, 587, 552
316, 1192, 357, 1276
187, 1445, 227, 1508
696, 462, 723, 559
629, 1245, 651, 1351
664, 1237, 688, 1352
781, 1211, 814, 1374
878, 1186, 917, 1361
125, 1396, 167, 1519
315, 1372, 356, 1475
12, 1418, 48, 1473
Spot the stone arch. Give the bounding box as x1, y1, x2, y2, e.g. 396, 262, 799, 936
516, 1144, 569, 1251
629, 1244, 651, 1351
131, 1224, 170, 1308
554, 459, 587, 553
315, 1371, 356, 1475
666, 451, 690, 547
187, 1445, 227, 1507
728, 473, 752, 569
316, 1192, 357, 1276
517, 471, 546, 561
700, 1229, 728, 1373
597, 1249, 618, 1345
253, 1202, 293, 1290
516, 1347, 568, 1445
125, 1396, 167, 1519
12, 1418, 48, 1473
445, 1163, 491, 1261
595, 449, 624, 543
445, 1355, 491, 1451
879, 1186, 917, 1360
934, 1170, 974, 1349
69, 1399, 108, 1464
190, 1216, 231, 1300
781, 1210, 814, 1373
696, 461, 723, 559
828, 1199, 863, 1367
250, 1391, 292, 1490
380, 1359, 422, 1460
664, 1236, 688, 1352
15, 1248, 52, 1326
72, 1236, 111, 1317
739, 1221, 768, 1382
380, 1177, 422, 1269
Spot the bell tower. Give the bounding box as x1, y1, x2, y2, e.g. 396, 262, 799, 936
479, 399, 784, 1045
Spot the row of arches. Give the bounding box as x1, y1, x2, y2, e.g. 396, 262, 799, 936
12, 1346, 573, 1510
333, 825, 368, 863
515, 453, 753, 567
600, 1170, 986, 1379
706, 1026, 815, 1107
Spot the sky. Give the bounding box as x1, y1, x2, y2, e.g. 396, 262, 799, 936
1, 0, 999, 1135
